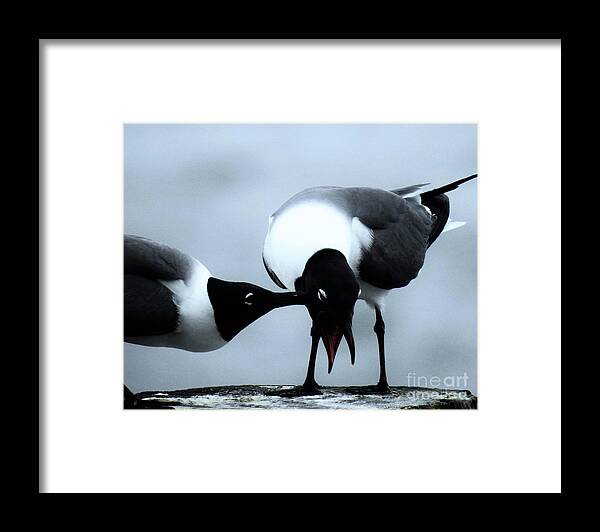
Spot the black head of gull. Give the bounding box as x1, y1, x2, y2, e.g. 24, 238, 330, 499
294, 248, 360, 373
124, 235, 303, 354
207, 277, 304, 342
262, 174, 477, 395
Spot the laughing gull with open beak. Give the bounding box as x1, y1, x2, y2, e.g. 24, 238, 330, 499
262, 174, 477, 394
125, 235, 303, 353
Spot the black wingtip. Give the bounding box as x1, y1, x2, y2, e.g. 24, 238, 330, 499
461, 173, 478, 184
421, 173, 477, 199
444, 173, 477, 189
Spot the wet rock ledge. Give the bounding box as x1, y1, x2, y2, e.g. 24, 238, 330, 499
124, 384, 477, 410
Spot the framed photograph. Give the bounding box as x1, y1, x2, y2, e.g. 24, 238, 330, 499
40, 39, 561, 493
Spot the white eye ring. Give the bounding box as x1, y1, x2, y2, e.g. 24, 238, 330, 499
244, 293, 253, 305
318, 289, 327, 301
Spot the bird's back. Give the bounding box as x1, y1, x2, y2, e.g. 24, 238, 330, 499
263, 186, 433, 291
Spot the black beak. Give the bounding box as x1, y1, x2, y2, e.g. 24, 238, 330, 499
343, 322, 355, 366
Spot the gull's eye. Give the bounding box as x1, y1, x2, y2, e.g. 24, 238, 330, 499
244, 293, 254, 306
317, 289, 327, 302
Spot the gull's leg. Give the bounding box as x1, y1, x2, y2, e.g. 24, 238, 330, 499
301, 326, 322, 395
374, 307, 392, 394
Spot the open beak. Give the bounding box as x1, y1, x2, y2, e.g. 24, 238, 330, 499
344, 323, 356, 366
321, 322, 356, 373
321, 330, 342, 374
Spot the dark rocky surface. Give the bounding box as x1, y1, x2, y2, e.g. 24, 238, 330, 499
126, 384, 477, 410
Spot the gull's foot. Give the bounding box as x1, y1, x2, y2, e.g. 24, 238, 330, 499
298, 381, 323, 396
374, 381, 394, 395
265, 382, 322, 397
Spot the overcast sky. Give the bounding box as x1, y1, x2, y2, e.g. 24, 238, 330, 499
124, 124, 477, 393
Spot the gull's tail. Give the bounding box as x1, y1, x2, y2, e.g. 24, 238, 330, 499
392, 174, 477, 247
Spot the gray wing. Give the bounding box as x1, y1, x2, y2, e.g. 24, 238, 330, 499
124, 234, 194, 282
347, 188, 433, 289
305, 187, 433, 290
124, 235, 193, 337
390, 183, 430, 197
124, 274, 179, 336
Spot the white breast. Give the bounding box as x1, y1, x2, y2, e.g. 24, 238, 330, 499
130, 260, 227, 353
263, 200, 373, 288
358, 280, 390, 310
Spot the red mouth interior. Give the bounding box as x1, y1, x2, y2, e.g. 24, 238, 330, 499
322, 331, 342, 373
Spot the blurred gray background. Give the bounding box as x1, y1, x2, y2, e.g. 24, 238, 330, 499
124, 124, 477, 393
